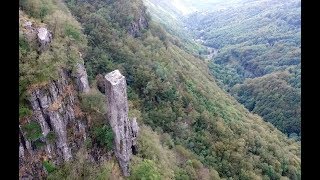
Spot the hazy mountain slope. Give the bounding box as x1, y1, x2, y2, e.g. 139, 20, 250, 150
143, 0, 206, 55
145, 0, 301, 136
188, 0, 301, 136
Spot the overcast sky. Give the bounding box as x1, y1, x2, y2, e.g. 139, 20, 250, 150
170, 0, 237, 15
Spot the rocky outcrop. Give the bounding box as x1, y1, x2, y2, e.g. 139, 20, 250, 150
20, 15, 52, 52
23, 21, 32, 29
37, 27, 52, 51
74, 62, 90, 93
128, 7, 149, 37
19, 12, 94, 179
19, 69, 89, 179
105, 70, 139, 176
131, 117, 139, 155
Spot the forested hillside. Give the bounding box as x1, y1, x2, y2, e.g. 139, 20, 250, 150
146, 0, 301, 137
19, 0, 301, 179
186, 0, 301, 137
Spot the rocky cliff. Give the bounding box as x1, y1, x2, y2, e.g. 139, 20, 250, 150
19, 15, 91, 179
19, 69, 90, 179
128, 14, 149, 37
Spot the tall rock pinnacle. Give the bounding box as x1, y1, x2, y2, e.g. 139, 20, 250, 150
105, 70, 137, 176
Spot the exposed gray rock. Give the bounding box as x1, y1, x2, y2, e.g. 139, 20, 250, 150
48, 111, 72, 161
19, 125, 33, 155
131, 117, 139, 136
128, 15, 148, 37
24, 21, 32, 29
74, 62, 90, 93
19, 143, 24, 158
131, 117, 139, 155
105, 70, 133, 176
28, 76, 71, 162
37, 27, 52, 51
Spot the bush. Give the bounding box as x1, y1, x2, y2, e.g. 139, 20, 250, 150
47, 148, 97, 179
43, 160, 56, 173
80, 91, 106, 114
65, 24, 81, 42
175, 168, 191, 180
46, 131, 56, 144
84, 137, 93, 149
34, 140, 46, 149
22, 121, 42, 141
19, 106, 32, 119
20, 0, 53, 20
93, 124, 114, 150
130, 159, 162, 180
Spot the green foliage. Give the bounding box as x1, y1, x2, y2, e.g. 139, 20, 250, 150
47, 148, 116, 179
230, 72, 301, 135
64, 24, 81, 42
183, 0, 301, 137
46, 131, 56, 144
22, 121, 42, 141
20, 0, 54, 20
19, 0, 87, 113
57, 0, 301, 179
84, 137, 93, 149
43, 160, 56, 174
131, 159, 161, 180
161, 133, 175, 149
19, 33, 30, 53
19, 105, 32, 119
93, 124, 114, 150
80, 90, 106, 114
34, 140, 46, 149
208, 62, 244, 91
174, 168, 191, 180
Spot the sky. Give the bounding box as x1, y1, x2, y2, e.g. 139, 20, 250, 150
171, 0, 195, 15
170, 0, 234, 15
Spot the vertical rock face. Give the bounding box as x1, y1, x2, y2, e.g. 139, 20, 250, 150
19, 70, 89, 179
131, 117, 139, 155
127, 5, 149, 37
74, 62, 90, 93
105, 70, 138, 177
19, 10, 93, 179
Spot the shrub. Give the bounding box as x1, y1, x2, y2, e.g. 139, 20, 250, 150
65, 24, 81, 42
175, 168, 191, 180
20, 0, 53, 20
19, 106, 32, 119
130, 159, 162, 180
93, 124, 114, 150
43, 160, 56, 174
46, 131, 56, 144
80, 91, 106, 114
34, 140, 46, 149
22, 121, 42, 141
84, 137, 93, 149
